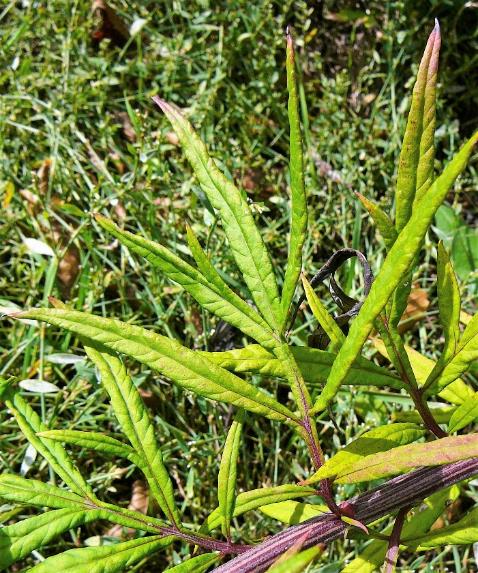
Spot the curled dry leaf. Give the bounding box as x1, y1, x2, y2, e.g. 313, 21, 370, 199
91, 0, 130, 47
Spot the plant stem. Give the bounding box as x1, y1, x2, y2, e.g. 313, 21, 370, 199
159, 526, 250, 555
384, 506, 410, 573
211, 458, 478, 572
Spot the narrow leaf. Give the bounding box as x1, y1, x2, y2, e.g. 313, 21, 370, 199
166, 553, 220, 572
303, 423, 426, 484
311, 130, 478, 413
281, 30, 307, 327
260, 501, 328, 525
355, 192, 397, 250
332, 433, 478, 484
0, 475, 87, 509
448, 393, 478, 433
84, 346, 180, 526
218, 409, 244, 539
406, 507, 478, 549
266, 545, 321, 573
96, 215, 276, 349
27, 535, 173, 573
437, 241, 461, 362
19, 308, 299, 426
153, 97, 281, 330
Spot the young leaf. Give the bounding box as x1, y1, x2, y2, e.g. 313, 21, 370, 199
84, 346, 180, 526
0, 508, 103, 570
153, 97, 281, 330
200, 484, 316, 534
27, 535, 173, 573
0, 379, 93, 497
259, 501, 328, 525
395, 21, 441, 232
203, 344, 402, 390
437, 241, 461, 362
96, 215, 276, 349
331, 433, 478, 484
266, 545, 321, 573
19, 308, 299, 426
406, 507, 478, 549
302, 275, 345, 351
355, 192, 397, 250
303, 423, 426, 484
165, 552, 219, 572
281, 30, 307, 327
311, 130, 478, 413
218, 409, 245, 539
448, 393, 478, 433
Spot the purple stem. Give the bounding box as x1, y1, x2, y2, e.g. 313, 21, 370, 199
211, 458, 478, 573
384, 506, 410, 573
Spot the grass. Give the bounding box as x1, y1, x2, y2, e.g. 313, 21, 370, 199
0, 1, 477, 571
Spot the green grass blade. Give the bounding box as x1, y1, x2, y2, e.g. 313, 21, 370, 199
165, 553, 220, 572
20, 308, 299, 426
153, 97, 281, 330
84, 346, 180, 526
303, 423, 425, 484
437, 242, 461, 362
27, 535, 173, 573
395, 21, 441, 232
0, 378, 93, 498
332, 433, 478, 484
218, 409, 244, 539
96, 216, 276, 348
202, 344, 402, 390
311, 131, 478, 413
281, 31, 307, 327
302, 275, 345, 350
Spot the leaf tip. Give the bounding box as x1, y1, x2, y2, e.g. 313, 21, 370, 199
48, 296, 66, 309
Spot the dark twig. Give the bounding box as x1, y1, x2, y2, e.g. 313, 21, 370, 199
384, 506, 410, 573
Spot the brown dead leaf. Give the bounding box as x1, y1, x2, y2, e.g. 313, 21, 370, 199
37, 158, 52, 196
107, 480, 149, 538
398, 287, 430, 334
57, 242, 81, 297
115, 111, 136, 142
165, 131, 179, 146
91, 0, 130, 47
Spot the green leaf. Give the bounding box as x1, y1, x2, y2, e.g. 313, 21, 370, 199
395, 21, 441, 232
84, 346, 180, 526
202, 344, 402, 390
165, 553, 220, 572
96, 215, 276, 349
266, 545, 321, 573
259, 500, 328, 525
27, 535, 173, 573
200, 484, 316, 534
355, 192, 397, 250
153, 97, 281, 330
452, 226, 478, 281
0, 379, 92, 497
330, 433, 478, 484
302, 275, 345, 351
281, 31, 307, 327
342, 487, 458, 573
448, 393, 478, 433
20, 308, 299, 426
437, 242, 461, 362
37, 430, 141, 464
0, 508, 102, 570
303, 423, 426, 484
218, 409, 244, 539
393, 406, 455, 425
406, 506, 478, 549
311, 130, 478, 413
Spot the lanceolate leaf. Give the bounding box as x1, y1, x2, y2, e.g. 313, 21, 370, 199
166, 553, 220, 572
406, 506, 478, 549
266, 545, 321, 573
84, 346, 180, 526
302, 275, 345, 351
303, 423, 426, 484
27, 535, 173, 573
37, 430, 141, 465
259, 501, 328, 525
311, 131, 478, 413
448, 393, 478, 433
96, 215, 276, 349
281, 30, 307, 327
355, 192, 397, 251
153, 97, 281, 330
200, 484, 316, 534
437, 242, 461, 362
19, 308, 299, 426
0, 379, 92, 497
202, 344, 402, 390
218, 409, 244, 539
395, 21, 441, 232
331, 433, 478, 484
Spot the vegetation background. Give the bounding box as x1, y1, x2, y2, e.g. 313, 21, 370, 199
0, 1, 477, 571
